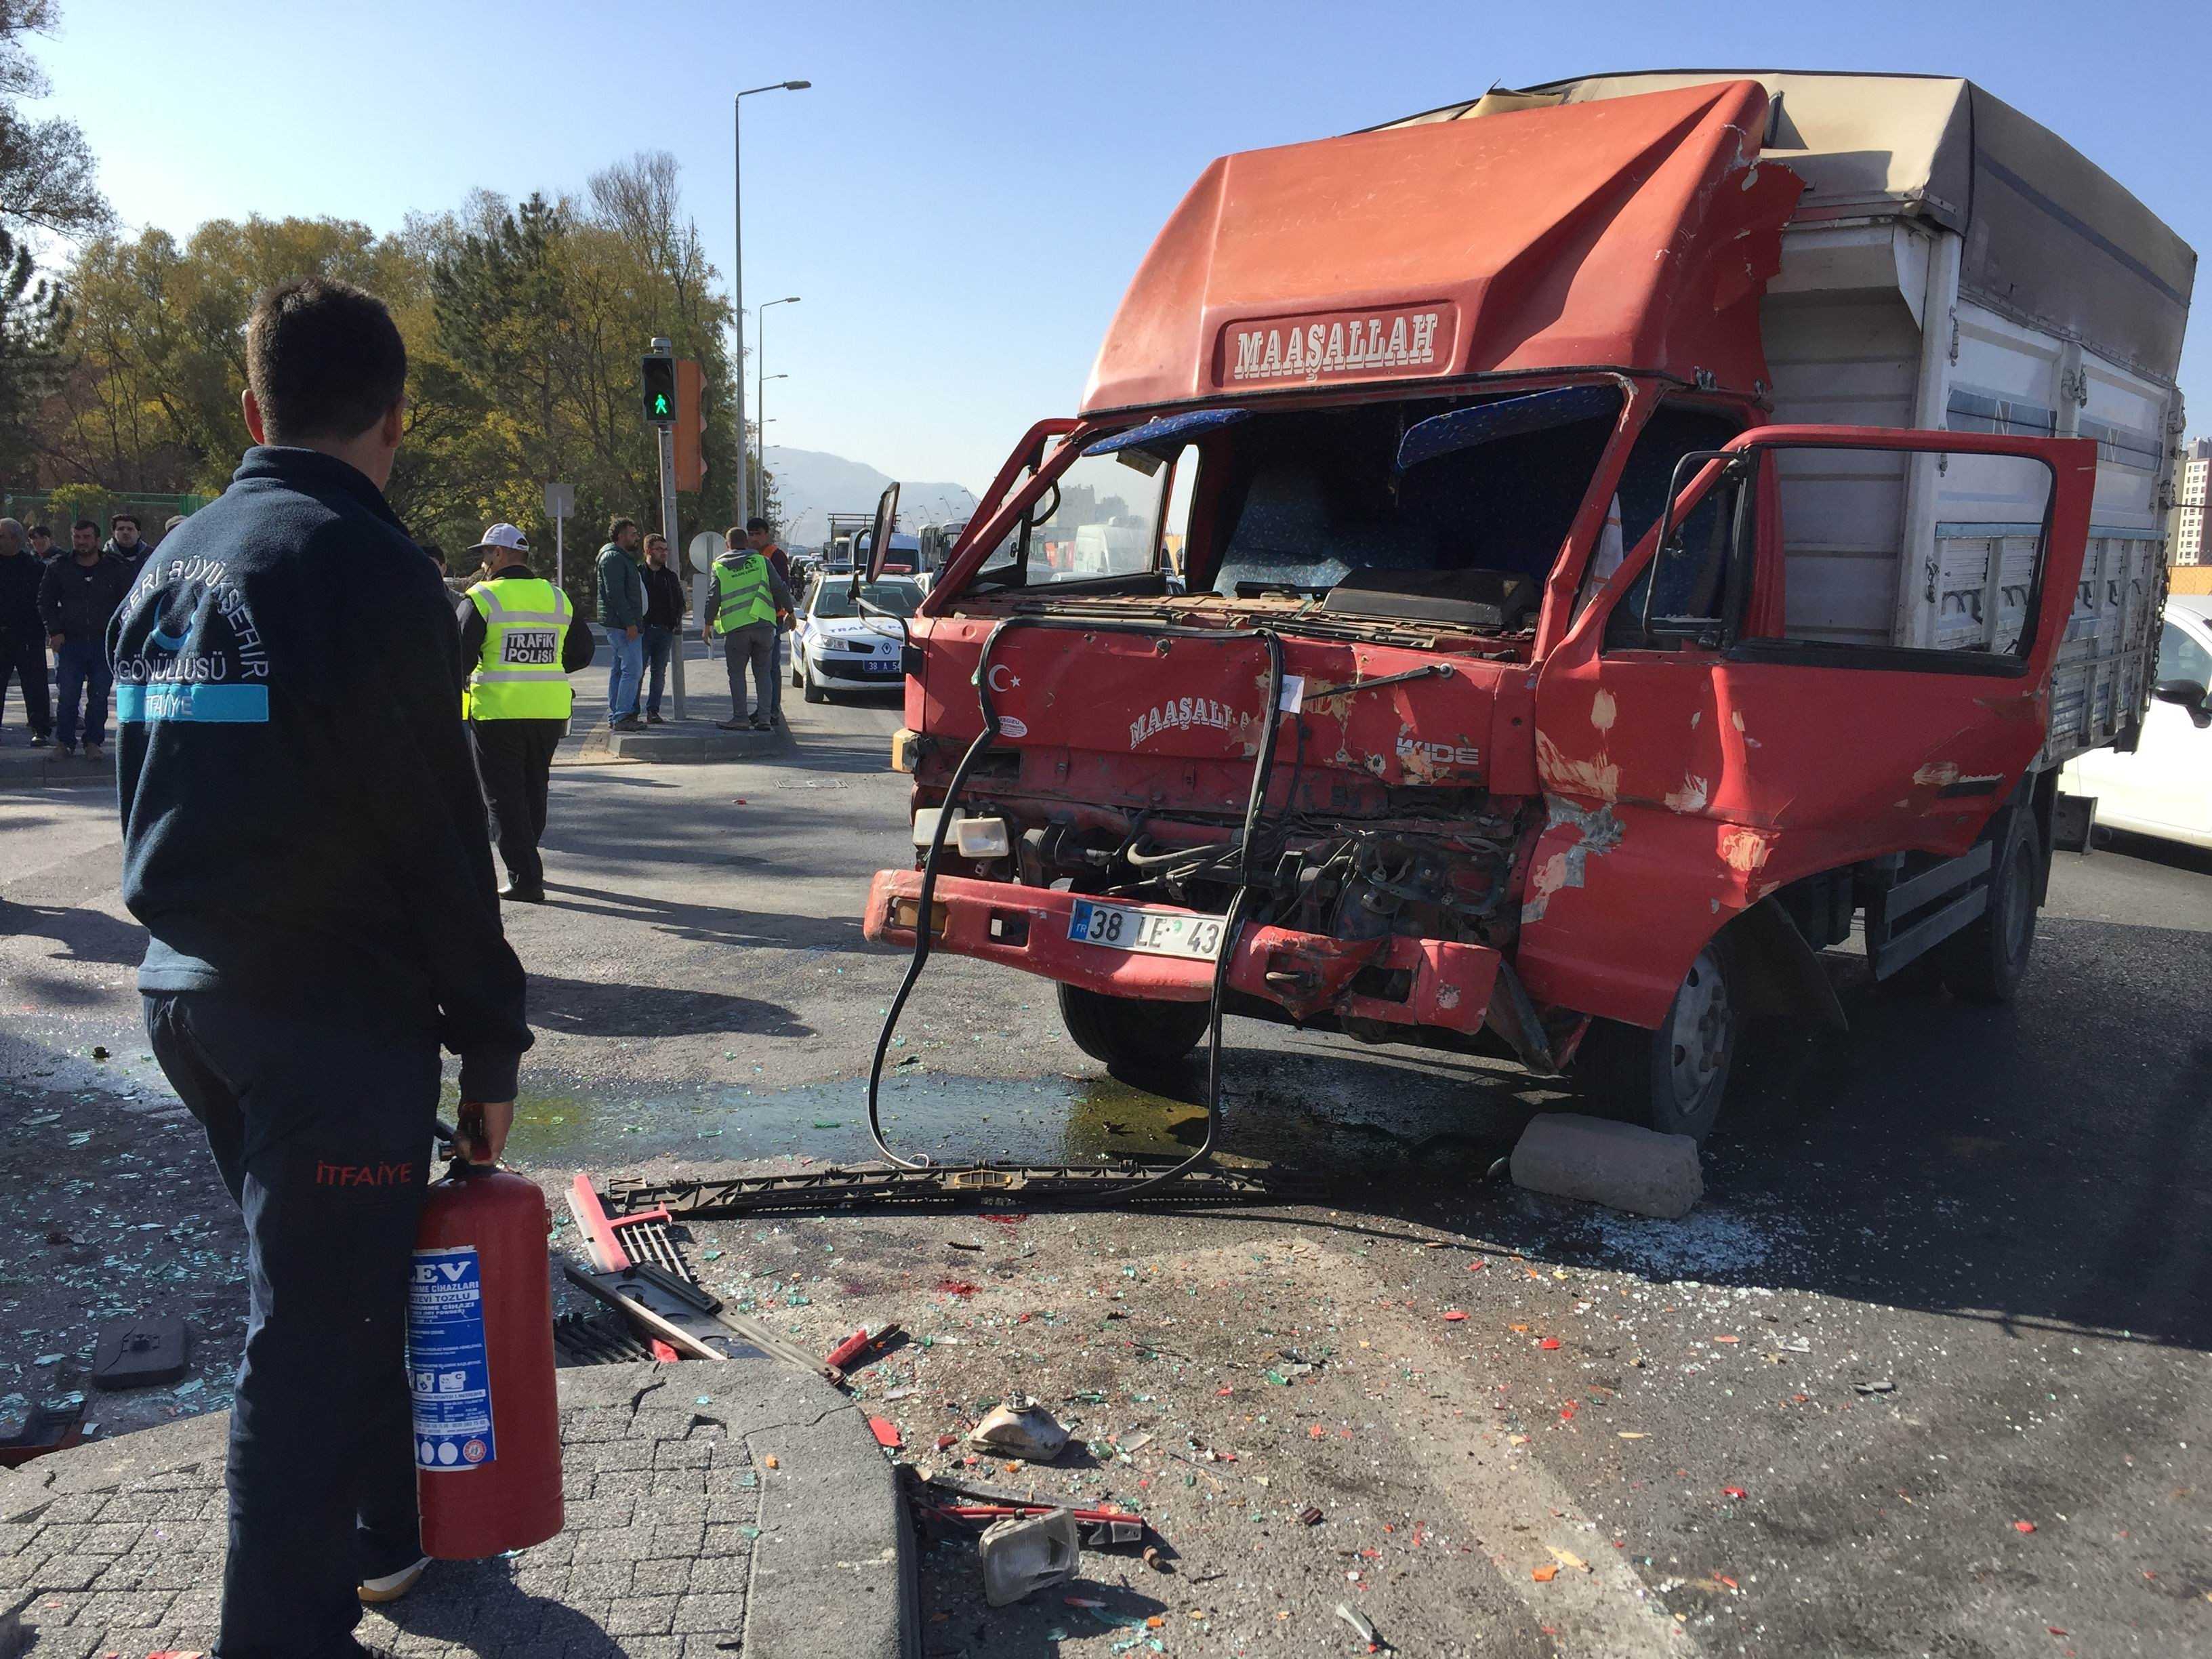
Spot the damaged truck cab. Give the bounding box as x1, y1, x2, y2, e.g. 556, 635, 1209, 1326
866, 73, 2193, 1141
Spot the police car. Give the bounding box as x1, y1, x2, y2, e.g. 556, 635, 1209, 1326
792, 575, 920, 703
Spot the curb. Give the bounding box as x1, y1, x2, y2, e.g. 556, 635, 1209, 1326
0, 1409, 228, 1522
603, 724, 794, 762
557, 1361, 911, 1659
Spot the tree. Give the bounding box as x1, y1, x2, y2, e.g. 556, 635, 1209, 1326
0, 221, 62, 476
0, 1, 108, 240
411, 152, 741, 613
25, 147, 741, 619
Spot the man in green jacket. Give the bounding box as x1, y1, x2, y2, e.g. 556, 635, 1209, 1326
594, 516, 647, 731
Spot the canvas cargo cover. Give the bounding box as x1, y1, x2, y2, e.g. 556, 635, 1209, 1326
1387, 71, 2194, 387
1082, 80, 1805, 415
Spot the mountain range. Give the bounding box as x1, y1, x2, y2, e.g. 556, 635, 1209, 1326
762, 445, 979, 550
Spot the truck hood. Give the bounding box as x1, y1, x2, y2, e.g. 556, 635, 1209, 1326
1083, 79, 1802, 413
910, 617, 1531, 814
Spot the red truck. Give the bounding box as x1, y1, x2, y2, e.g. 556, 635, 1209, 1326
863, 73, 2193, 1143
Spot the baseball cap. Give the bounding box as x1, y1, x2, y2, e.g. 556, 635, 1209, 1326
468, 523, 531, 555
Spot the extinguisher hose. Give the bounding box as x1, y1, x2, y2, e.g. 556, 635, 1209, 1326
865, 616, 1286, 1204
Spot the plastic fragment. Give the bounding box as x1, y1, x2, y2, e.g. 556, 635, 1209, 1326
1532, 1563, 1559, 1582
969, 1398, 1070, 1463
2013, 1519, 2036, 1533
1334, 1601, 1377, 1642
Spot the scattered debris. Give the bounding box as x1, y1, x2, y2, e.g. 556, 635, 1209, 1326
979, 1508, 1081, 1605
826, 1323, 901, 1371
91, 1315, 188, 1390
1531, 1563, 1559, 1582
1143, 1544, 1170, 1573
1300, 1506, 1324, 1526
1853, 1378, 1896, 1395
0, 1399, 84, 1467
970, 1399, 1070, 1464
1334, 1601, 1378, 1643
868, 1416, 903, 1449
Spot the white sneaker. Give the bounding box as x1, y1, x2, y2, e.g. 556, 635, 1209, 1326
358, 1554, 431, 1603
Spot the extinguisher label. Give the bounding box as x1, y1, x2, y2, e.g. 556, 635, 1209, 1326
407, 1244, 497, 1471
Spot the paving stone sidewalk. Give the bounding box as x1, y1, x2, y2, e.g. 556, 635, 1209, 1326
1, 1360, 911, 1659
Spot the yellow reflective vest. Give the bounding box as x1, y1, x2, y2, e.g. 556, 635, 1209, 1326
710, 554, 777, 636
464, 577, 573, 720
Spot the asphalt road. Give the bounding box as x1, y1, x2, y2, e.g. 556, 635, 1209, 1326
1, 653, 2209, 1656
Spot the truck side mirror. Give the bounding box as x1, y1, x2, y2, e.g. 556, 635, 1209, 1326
864, 482, 901, 585
2153, 678, 2212, 729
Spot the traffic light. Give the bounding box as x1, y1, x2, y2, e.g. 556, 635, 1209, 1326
640, 354, 677, 424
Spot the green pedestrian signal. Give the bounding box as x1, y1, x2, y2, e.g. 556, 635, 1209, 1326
640, 354, 678, 426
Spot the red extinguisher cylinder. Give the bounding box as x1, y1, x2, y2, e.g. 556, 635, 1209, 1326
409, 1164, 564, 1559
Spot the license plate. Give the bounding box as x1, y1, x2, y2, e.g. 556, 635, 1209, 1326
861, 658, 901, 674
1067, 899, 1225, 961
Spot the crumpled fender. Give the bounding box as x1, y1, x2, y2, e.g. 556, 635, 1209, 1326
1514, 797, 1790, 1029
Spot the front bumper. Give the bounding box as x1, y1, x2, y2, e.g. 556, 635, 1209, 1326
864, 869, 1500, 1038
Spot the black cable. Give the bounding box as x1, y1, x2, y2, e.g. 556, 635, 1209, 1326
865, 617, 1286, 1202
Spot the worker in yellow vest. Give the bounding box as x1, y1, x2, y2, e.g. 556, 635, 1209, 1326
453, 523, 594, 901
705, 523, 794, 731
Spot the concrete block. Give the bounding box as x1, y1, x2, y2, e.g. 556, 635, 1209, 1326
1510, 1111, 1703, 1220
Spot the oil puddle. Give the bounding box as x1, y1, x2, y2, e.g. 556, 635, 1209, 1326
499, 1044, 1568, 1178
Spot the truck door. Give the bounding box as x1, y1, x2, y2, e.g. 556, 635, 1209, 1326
1521, 426, 2098, 1027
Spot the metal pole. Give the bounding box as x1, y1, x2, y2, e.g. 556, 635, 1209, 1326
652, 335, 684, 722
733, 95, 747, 524
756, 300, 764, 523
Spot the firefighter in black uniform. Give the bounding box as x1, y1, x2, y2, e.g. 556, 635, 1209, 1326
454, 523, 594, 903
112, 277, 529, 1655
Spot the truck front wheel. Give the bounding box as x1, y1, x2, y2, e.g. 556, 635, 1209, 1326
1576, 940, 1737, 1143
1058, 984, 1212, 1072
1939, 812, 2040, 1004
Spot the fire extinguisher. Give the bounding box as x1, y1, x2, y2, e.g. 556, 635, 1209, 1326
407, 1106, 564, 1559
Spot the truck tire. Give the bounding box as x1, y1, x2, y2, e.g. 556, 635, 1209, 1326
1575, 939, 1737, 1143
1939, 811, 2039, 1005
1057, 983, 1211, 1071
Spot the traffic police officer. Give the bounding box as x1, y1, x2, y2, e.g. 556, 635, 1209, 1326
112, 276, 531, 1655
455, 523, 594, 902
706, 524, 793, 731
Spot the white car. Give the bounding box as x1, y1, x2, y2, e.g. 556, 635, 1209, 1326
792, 575, 920, 703
2062, 595, 2212, 850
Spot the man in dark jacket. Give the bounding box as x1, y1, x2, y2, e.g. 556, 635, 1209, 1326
111, 276, 531, 1656
39, 518, 133, 758
594, 516, 646, 731
104, 510, 150, 579
639, 531, 687, 722
0, 518, 51, 745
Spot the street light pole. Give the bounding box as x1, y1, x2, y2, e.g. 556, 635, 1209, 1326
733, 80, 810, 529
758, 374, 787, 497
756, 296, 800, 522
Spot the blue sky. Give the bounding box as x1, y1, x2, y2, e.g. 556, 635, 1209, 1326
24, 0, 2208, 491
